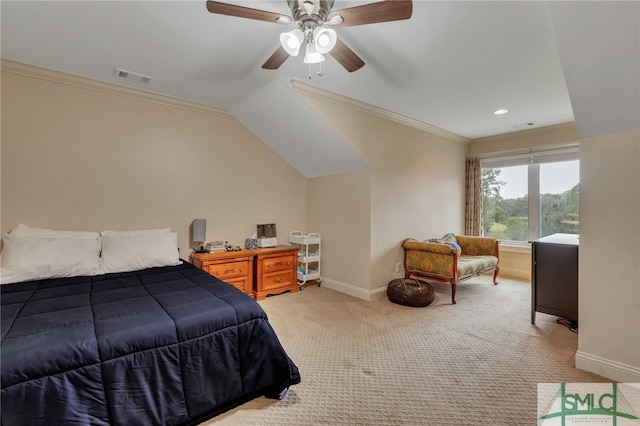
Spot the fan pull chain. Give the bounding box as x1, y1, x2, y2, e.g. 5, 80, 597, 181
307, 63, 324, 80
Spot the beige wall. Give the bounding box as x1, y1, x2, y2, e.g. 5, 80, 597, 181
300, 93, 467, 299
1, 65, 307, 255
307, 170, 372, 297
577, 130, 640, 381
498, 247, 531, 281
2, 63, 467, 302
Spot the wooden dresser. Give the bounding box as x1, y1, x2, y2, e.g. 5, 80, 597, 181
190, 250, 254, 297
253, 246, 299, 301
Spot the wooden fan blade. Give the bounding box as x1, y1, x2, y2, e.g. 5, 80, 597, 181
206, 1, 287, 23
329, 39, 365, 72
329, 0, 413, 28
262, 46, 290, 70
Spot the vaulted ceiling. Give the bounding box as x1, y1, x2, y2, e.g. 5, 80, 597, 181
2, 1, 638, 175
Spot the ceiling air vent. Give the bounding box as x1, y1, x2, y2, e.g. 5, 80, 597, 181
113, 68, 153, 85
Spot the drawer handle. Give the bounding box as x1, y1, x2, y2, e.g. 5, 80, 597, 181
224, 269, 236, 274
274, 277, 282, 283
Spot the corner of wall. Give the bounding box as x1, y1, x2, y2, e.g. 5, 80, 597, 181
575, 351, 640, 383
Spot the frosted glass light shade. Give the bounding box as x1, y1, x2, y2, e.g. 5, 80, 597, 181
303, 42, 325, 64
280, 29, 304, 56
313, 27, 337, 54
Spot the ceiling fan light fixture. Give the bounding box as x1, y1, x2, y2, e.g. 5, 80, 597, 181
313, 27, 337, 54
280, 28, 305, 56
303, 42, 325, 64
207, 0, 414, 72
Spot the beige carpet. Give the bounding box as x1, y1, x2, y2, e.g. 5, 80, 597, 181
203, 275, 611, 425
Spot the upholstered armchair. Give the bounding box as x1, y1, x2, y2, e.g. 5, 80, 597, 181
402, 235, 499, 304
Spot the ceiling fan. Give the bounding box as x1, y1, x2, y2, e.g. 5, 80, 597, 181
206, 0, 413, 72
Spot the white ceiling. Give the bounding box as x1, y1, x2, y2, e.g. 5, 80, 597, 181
1, 1, 638, 160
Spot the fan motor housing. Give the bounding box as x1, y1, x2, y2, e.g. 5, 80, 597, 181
288, 0, 334, 23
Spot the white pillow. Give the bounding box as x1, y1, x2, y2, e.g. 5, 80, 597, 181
10, 224, 100, 240
0, 234, 102, 284
100, 232, 181, 274
100, 228, 171, 236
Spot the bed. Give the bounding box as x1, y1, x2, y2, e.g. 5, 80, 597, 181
1, 226, 300, 425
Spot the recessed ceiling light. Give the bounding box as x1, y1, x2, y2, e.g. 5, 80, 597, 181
494, 109, 509, 115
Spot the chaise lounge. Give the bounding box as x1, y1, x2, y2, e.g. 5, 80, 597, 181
402, 235, 499, 304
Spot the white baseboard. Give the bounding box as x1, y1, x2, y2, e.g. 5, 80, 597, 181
319, 278, 387, 301
575, 350, 640, 382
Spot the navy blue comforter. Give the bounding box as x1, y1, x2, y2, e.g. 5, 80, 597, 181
1, 261, 300, 425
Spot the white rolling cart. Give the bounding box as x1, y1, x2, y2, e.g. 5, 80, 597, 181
289, 231, 321, 289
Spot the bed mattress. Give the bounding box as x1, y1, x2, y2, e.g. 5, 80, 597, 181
1, 261, 300, 425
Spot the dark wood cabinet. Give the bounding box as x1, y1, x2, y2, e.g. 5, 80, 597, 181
530, 233, 578, 324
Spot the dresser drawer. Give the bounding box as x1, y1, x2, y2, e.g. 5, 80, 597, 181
262, 255, 295, 273
206, 261, 249, 280
262, 270, 295, 291
190, 251, 255, 298
225, 276, 252, 294
253, 247, 299, 301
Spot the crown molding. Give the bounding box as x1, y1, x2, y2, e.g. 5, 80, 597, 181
288, 79, 470, 144
468, 121, 579, 158
1, 59, 233, 119
470, 121, 579, 144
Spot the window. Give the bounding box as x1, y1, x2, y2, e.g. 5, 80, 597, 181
481, 149, 579, 243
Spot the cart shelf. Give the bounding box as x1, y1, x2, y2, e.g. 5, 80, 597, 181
290, 234, 321, 245
289, 231, 321, 289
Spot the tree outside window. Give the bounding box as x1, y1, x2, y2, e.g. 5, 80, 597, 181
482, 157, 579, 242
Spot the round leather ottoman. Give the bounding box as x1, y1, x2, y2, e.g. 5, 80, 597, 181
387, 278, 435, 307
